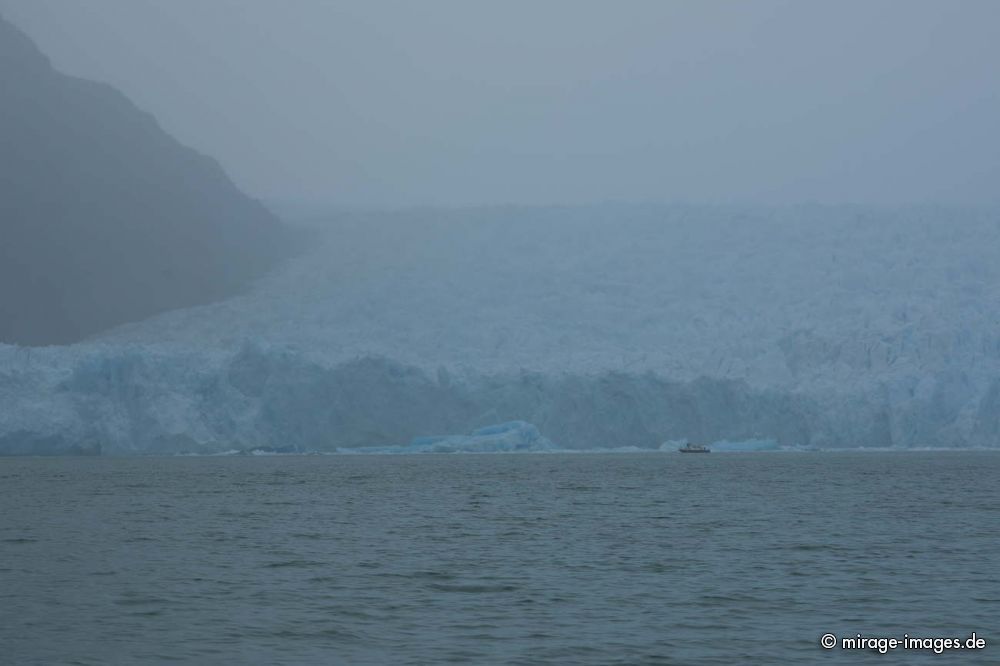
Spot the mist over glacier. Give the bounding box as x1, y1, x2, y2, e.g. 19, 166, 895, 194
3, 204, 1000, 454
3, 2, 999, 455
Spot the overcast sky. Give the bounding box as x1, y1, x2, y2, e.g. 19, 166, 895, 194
2, 0, 998, 207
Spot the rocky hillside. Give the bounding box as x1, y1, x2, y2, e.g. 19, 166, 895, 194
0, 14, 295, 345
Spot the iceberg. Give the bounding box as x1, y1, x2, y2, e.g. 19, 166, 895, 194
709, 438, 782, 453
337, 421, 558, 454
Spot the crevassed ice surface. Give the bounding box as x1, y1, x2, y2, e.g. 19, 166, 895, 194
3, 205, 1000, 453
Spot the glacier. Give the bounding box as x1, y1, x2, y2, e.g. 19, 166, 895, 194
3, 204, 1000, 454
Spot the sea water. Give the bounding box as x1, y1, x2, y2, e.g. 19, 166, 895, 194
1, 452, 997, 664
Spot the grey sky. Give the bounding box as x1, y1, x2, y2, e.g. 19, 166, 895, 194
2, 0, 998, 206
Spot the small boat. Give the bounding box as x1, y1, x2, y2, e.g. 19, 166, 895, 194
678, 442, 710, 453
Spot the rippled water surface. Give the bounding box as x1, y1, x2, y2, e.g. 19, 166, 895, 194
2, 452, 998, 664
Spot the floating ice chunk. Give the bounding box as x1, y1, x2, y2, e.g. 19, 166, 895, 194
339, 421, 558, 454
710, 438, 781, 452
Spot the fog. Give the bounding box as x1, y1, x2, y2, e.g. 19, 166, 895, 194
4, 5, 1000, 660
3, 0, 998, 206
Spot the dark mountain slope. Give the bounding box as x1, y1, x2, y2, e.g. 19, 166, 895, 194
0, 15, 296, 345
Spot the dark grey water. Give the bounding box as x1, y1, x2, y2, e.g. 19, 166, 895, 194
1, 452, 998, 665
